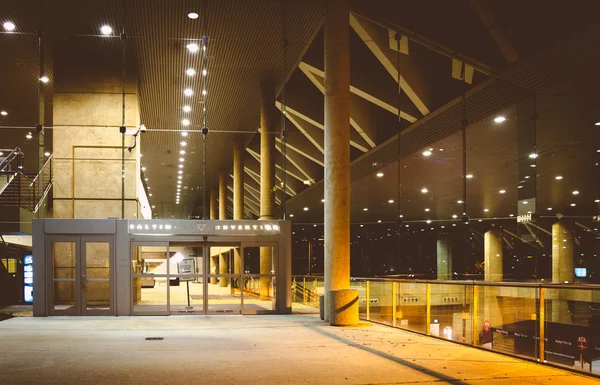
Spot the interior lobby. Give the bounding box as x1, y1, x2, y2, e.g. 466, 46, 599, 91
1, 0, 599, 383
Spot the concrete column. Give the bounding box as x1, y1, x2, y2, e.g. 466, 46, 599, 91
437, 236, 452, 280
259, 80, 277, 300
552, 221, 574, 283
551, 220, 574, 323
233, 139, 244, 220
210, 256, 217, 285
484, 229, 503, 282
219, 170, 227, 220
323, 0, 353, 324
209, 189, 218, 220
219, 252, 229, 287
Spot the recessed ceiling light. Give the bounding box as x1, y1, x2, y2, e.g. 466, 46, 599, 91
178, 176, 182, 180
376, 172, 384, 177
422, 150, 432, 156
3, 22, 16, 32
184, 88, 193, 96
571, 203, 576, 207
177, 181, 182, 184
178, 170, 183, 174
149, 193, 153, 197
181, 132, 188, 138
141, 167, 146, 171
466, 174, 473, 179
421, 188, 428, 193
595, 122, 600, 126
0, 111, 7, 116
188, 12, 199, 19
202, 89, 207, 96
499, 189, 506, 194
25, 132, 32, 139
303, 207, 309, 211
186, 43, 200, 53
457, 200, 463, 204
425, 208, 430, 212
509, 214, 514, 217
182, 119, 190, 126
572, 190, 579, 195
180, 141, 187, 146
151, 205, 155, 209
555, 176, 563, 180
39, 76, 49, 83
44, 152, 50, 156
528, 153, 538, 159
186, 68, 196, 76
289, 214, 294, 217
179, 157, 184, 162
180, 150, 185, 155
377, 220, 382, 223
494, 116, 506, 123
522, 201, 528, 204
321, 199, 325, 202
547, 207, 552, 211
183, 106, 191, 113
452, 214, 457, 218
484, 208, 489, 212
594, 199, 600, 203
202, 69, 207, 76
363, 208, 368, 211
426, 220, 432, 224
360, 224, 364, 227
144, 178, 148, 182
178, 164, 183, 168
100, 25, 112, 35
388, 199, 394, 203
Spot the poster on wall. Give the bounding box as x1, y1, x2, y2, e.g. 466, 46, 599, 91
178, 258, 195, 281
24, 254, 33, 303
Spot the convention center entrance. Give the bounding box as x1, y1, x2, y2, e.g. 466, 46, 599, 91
32, 219, 291, 316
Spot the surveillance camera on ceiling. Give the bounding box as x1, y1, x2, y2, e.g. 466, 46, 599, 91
140, 124, 147, 133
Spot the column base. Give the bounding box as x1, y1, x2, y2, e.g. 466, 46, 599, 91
328, 289, 359, 326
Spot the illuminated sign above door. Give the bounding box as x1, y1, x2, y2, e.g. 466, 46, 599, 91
128, 220, 281, 236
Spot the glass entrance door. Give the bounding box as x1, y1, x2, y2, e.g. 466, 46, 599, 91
206, 244, 242, 314
49, 235, 114, 316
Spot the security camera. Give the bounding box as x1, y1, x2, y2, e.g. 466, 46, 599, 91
139, 124, 147, 133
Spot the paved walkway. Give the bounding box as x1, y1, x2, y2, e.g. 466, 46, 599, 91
0, 314, 596, 384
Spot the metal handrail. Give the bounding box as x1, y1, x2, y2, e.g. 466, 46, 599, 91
0, 147, 23, 171
30, 153, 53, 186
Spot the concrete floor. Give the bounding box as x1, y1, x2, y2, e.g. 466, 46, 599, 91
0, 315, 597, 385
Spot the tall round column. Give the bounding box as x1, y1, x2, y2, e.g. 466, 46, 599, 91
324, 0, 352, 323
233, 139, 244, 220
209, 189, 218, 220
484, 228, 503, 282
260, 80, 276, 300
219, 170, 227, 220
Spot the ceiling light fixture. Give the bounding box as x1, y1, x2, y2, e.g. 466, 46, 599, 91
499, 189, 506, 194
3, 22, 16, 32
178, 176, 182, 180
363, 208, 368, 211
457, 200, 463, 204
180, 141, 187, 146
494, 116, 506, 123
484, 208, 489, 212
289, 214, 294, 217
180, 150, 185, 155
202, 89, 207, 96
425, 208, 430, 212
178, 170, 183, 174
555, 176, 563, 180
595, 122, 600, 126
39, 76, 49, 83
422, 150, 432, 156
421, 188, 428, 193
547, 207, 552, 211
100, 25, 112, 35
466, 174, 473, 179
178, 164, 183, 168
44, 152, 50, 157
179, 157, 184, 162
202, 69, 207, 76
0, 111, 7, 116
426, 220, 432, 224
25, 132, 32, 139
181, 131, 188, 137
572, 190, 579, 195
303, 207, 309, 211
376, 172, 384, 177
321, 199, 325, 202
388, 199, 394, 203
186, 68, 196, 76
188, 12, 199, 19
183, 105, 191, 113
181, 119, 190, 126
570, 203, 576, 207
141, 167, 146, 171
452, 214, 457, 218
528, 153, 538, 159
186, 43, 200, 53
184, 88, 193, 96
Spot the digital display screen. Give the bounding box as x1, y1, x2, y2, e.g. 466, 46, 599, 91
24, 254, 33, 303
574, 267, 587, 278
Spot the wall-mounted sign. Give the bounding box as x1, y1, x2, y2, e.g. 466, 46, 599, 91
24, 254, 33, 303
128, 220, 281, 236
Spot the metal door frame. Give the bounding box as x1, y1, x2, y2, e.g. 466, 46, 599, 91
130, 241, 170, 316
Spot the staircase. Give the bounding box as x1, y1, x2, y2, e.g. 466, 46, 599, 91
0, 148, 53, 214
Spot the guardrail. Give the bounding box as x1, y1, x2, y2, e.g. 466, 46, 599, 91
292, 276, 600, 377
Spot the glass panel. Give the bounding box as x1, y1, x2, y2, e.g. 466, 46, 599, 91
396, 282, 427, 333
169, 244, 204, 314
52, 241, 76, 311
352, 279, 367, 318
242, 276, 276, 312
477, 285, 539, 360
368, 281, 392, 325
291, 276, 321, 314
85, 242, 110, 310
544, 287, 600, 374
430, 283, 474, 344
207, 246, 241, 314
132, 245, 168, 314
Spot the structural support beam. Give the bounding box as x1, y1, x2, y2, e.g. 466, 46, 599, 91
219, 170, 227, 220
260, 80, 276, 301
324, 0, 356, 326
233, 139, 244, 220
484, 228, 503, 282
437, 236, 452, 280
552, 221, 574, 283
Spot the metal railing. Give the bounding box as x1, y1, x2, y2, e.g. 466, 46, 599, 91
292, 276, 600, 377
0, 148, 53, 214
